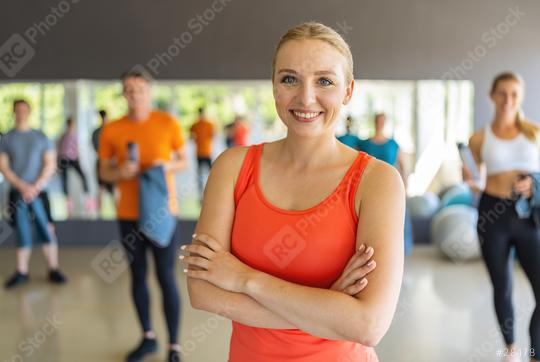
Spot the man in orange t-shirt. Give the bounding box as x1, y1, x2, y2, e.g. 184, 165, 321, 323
98, 69, 188, 362
189, 107, 215, 197
99, 110, 185, 219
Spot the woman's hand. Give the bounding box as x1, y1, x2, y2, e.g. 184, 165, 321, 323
462, 166, 482, 194
181, 233, 255, 293
461, 165, 473, 182
513, 174, 533, 199
330, 244, 376, 297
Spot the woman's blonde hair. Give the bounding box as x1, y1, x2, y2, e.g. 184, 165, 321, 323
271, 21, 354, 83
490, 72, 538, 142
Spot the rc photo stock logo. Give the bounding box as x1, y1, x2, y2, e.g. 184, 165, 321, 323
0, 34, 35, 78
90, 239, 131, 284
263, 225, 306, 269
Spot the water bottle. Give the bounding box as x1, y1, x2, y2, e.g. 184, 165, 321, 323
457, 143, 480, 181
127, 141, 139, 162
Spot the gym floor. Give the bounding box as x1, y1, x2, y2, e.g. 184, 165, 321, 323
0, 245, 535, 362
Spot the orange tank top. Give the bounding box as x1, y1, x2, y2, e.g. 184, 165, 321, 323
229, 143, 378, 362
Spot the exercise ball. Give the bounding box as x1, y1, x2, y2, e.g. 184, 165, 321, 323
407, 193, 440, 218
431, 205, 480, 262
440, 183, 474, 208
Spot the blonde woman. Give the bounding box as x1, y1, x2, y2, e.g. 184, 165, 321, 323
183, 22, 404, 361
465, 72, 540, 362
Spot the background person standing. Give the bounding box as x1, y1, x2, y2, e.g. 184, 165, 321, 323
0, 99, 67, 289
99, 70, 188, 362
57, 116, 92, 216
190, 107, 215, 199
92, 109, 115, 216
337, 115, 362, 150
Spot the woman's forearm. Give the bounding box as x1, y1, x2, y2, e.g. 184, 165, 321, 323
188, 278, 296, 329
243, 271, 382, 346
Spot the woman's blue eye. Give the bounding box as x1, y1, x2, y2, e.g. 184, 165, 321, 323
281, 75, 296, 85
319, 78, 333, 86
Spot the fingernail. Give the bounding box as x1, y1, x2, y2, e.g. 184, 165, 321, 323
179, 255, 184, 259
180, 245, 186, 250
360, 278, 367, 284
367, 260, 374, 267
358, 245, 366, 252
365, 247, 372, 254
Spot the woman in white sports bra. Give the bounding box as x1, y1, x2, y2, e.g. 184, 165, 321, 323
465, 72, 540, 362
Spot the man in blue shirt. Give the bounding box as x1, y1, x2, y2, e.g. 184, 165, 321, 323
0, 99, 67, 289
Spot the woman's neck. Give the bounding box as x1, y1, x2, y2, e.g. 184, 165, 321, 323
493, 112, 517, 129
279, 133, 342, 170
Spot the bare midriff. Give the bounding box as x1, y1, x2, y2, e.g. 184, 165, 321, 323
485, 170, 526, 199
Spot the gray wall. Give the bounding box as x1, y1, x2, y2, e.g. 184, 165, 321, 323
1, 0, 539, 128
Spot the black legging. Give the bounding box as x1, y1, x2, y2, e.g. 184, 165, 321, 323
477, 192, 540, 357
119, 220, 180, 344
196, 157, 212, 196
58, 158, 89, 195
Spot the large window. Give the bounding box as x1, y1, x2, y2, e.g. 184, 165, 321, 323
0, 79, 473, 219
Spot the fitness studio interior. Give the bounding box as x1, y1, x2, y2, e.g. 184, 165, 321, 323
1, 1, 540, 362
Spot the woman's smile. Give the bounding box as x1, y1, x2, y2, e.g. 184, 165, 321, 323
290, 109, 324, 123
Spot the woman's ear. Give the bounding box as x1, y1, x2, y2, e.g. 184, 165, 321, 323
343, 79, 355, 105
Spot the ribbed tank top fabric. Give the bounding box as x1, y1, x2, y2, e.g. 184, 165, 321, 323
481, 125, 540, 175
229, 143, 378, 362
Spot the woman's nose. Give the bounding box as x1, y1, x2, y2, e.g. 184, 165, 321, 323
297, 83, 317, 106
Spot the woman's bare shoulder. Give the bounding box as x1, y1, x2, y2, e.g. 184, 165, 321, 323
212, 146, 251, 183
215, 146, 250, 165
469, 126, 485, 146
357, 158, 404, 202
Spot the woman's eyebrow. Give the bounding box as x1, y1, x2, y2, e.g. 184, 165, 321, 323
277, 68, 298, 74
277, 69, 336, 76
314, 70, 336, 76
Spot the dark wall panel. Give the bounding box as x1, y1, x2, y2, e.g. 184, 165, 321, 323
1, 0, 539, 127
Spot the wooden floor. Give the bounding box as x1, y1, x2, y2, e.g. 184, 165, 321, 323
0, 245, 536, 362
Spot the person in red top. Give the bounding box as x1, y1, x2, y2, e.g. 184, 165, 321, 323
233, 115, 249, 146
183, 22, 404, 362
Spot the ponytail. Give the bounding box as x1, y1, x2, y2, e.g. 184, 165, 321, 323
515, 110, 538, 142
